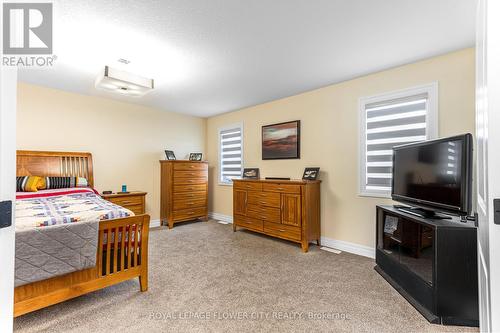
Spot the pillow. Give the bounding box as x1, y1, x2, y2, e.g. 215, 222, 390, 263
44, 176, 88, 189
36, 177, 46, 190
16, 176, 43, 192
76, 177, 89, 187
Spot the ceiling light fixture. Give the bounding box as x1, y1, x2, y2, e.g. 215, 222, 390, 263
95, 66, 154, 97
117, 58, 131, 65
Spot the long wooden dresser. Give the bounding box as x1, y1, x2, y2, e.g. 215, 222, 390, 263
160, 160, 208, 229
232, 179, 321, 252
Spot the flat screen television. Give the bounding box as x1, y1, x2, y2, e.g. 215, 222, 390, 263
391, 134, 472, 217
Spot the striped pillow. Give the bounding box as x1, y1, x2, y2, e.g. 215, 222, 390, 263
44, 177, 88, 189
16, 176, 43, 192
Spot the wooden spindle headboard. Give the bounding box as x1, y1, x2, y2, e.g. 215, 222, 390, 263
16, 150, 94, 188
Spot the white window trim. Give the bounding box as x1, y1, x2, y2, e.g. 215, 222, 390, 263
358, 82, 439, 198
218, 122, 244, 186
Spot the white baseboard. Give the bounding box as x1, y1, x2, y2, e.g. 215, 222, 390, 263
208, 212, 233, 224
319, 236, 375, 259
207, 212, 374, 259
150, 219, 161, 228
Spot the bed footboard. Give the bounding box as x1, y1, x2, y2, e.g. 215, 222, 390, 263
14, 214, 150, 317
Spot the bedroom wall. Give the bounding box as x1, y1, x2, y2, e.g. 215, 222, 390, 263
16, 83, 206, 222
206, 48, 475, 252
0, 66, 17, 333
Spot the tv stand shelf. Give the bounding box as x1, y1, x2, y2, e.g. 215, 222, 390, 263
395, 206, 452, 220
375, 205, 478, 327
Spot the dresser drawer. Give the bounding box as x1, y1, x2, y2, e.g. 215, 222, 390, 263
173, 162, 208, 171
263, 183, 301, 194
264, 221, 301, 241
173, 198, 207, 210
234, 214, 263, 232
234, 181, 263, 191
126, 204, 145, 215
174, 191, 206, 201
107, 195, 144, 207
173, 184, 207, 193
173, 177, 207, 185
172, 207, 206, 221
248, 191, 280, 208
247, 205, 281, 223
175, 170, 207, 178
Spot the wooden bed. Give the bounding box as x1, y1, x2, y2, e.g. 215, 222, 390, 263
14, 150, 150, 317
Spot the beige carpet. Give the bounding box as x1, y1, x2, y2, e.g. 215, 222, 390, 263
14, 220, 478, 333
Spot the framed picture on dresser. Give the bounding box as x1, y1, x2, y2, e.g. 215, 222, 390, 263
302, 167, 320, 180
189, 152, 203, 161
165, 150, 176, 160
243, 168, 260, 179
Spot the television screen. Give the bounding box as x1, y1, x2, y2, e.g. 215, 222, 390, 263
392, 134, 472, 215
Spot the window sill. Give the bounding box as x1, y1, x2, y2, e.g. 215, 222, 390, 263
358, 191, 391, 199
218, 182, 233, 187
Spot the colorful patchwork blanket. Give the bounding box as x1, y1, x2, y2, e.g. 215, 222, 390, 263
15, 188, 133, 287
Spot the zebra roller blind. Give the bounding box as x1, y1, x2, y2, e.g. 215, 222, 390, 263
362, 92, 431, 195
220, 126, 243, 183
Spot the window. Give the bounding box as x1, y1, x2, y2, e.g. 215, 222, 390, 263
359, 83, 438, 197
219, 124, 243, 184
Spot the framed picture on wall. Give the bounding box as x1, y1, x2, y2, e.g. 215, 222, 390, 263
165, 150, 176, 160
262, 120, 300, 160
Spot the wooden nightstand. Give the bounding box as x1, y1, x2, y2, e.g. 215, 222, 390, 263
102, 191, 147, 215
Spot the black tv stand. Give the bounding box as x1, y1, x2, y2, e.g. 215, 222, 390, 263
395, 206, 452, 220
375, 205, 478, 326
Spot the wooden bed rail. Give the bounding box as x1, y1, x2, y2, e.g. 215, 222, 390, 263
98, 215, 150, 290
14, 214, 150, 317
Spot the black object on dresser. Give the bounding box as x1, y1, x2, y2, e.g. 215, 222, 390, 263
375, 205, 478, 327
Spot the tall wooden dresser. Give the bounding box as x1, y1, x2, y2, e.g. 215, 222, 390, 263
160, 160, 208, 229
232, 179, 321, 252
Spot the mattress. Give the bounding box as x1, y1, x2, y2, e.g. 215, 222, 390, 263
15, 188, 133, 287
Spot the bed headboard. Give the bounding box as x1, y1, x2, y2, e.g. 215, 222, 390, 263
16, 150, 94, 188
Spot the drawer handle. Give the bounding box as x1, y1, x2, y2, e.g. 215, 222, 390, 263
260, 201, 267, 205
189, 211, 195, 214
278, 229, 285, 232
190, 166, 195, 168
246, 221, 252, 224
277, 187, 284, 190
246, 185, 252, 189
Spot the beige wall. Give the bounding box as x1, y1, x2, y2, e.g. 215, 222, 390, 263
206, 48, 475, 248
16, 48, 475, 247
16, 83, 206, 221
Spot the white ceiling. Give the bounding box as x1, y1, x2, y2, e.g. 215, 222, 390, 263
19, 0, 476, 117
